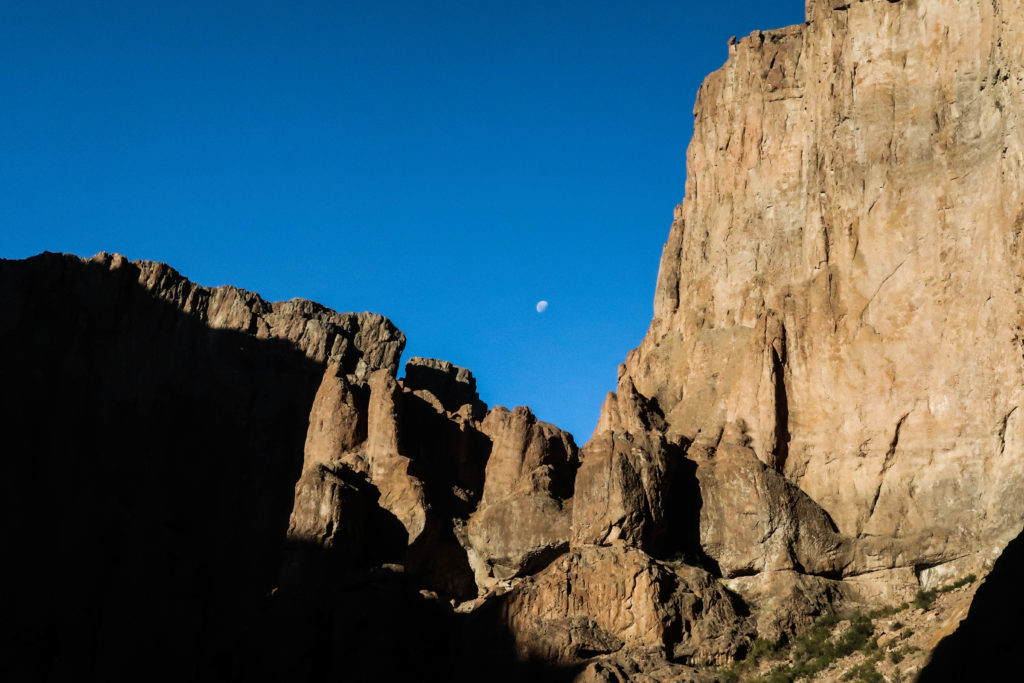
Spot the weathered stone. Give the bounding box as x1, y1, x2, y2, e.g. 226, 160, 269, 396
695, 433, 851, 579
364, 369, 430, 543
463, 406, 578, 586
286, 464, 367, 554
404, 356, 486, 418
301, 364, 368, 474
601, 0, 1024, 617
572, 430, 680, 554
495, 545, 752, 667
724, 571, 848, 642
130, 254, 405, 373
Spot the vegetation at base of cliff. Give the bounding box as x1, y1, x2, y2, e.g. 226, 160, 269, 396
911, 573, 977, 610
716, 573, 977, 682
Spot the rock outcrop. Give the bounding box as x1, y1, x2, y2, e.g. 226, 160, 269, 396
7, 0, 1024, 680
596, 0, 1024, 627
284, 351, 581, 601
491, 545, 752, 667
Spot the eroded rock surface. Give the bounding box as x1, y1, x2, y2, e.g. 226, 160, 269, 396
597, 0, 1024, 621
469, 545, 752, 671
465, 406, 579, 585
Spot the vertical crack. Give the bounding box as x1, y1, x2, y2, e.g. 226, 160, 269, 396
771, 326, 790, 472
999, 407, 1018, 455
866, 411, 910, 522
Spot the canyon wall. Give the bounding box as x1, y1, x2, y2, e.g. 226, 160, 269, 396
602, 0, 1024, 605
5, 1, 1024, 681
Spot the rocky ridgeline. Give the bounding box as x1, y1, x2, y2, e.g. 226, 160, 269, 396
6, 0, 1024, 681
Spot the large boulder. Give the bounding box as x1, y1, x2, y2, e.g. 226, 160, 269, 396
465, 406, 579, 586
484, 545, 753, 667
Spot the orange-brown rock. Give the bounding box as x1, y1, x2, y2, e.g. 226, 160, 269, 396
571, 431, 674, 553
599, 0, 1024, 618
694, 433, 851, 580
492, 545, 753, 668
464, 406, 578, 585
301, 363, 369, 474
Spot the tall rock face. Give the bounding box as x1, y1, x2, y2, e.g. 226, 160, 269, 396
600, 0, 1024, 611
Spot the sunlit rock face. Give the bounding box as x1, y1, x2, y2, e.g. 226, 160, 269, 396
599, 0, 1024, 607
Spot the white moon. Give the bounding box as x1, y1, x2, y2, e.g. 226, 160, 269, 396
536, 300, 549, 313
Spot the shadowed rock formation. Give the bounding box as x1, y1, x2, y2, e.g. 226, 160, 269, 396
0, 252, 405, 681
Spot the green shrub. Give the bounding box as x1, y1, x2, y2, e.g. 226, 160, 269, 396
841, 655, 884, 683
817, 612, 841, 629
912, 588, 938, 610
718, 668, 740, 683
836, 613, 874, 653
749, 637, 784, 662
762, 664, 798, 683
868, 604, 900, 619
939, 573, 977, 593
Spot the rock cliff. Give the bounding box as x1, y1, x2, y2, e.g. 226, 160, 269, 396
601, 0, 1024, 628
5, 0, 1024, 681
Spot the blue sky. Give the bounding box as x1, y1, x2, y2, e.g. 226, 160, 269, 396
1, 1, 805, 440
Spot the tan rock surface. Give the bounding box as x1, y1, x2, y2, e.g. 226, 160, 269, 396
364, 369, 431, 543
465, 406, 579, 584
495, 545, 753, 667
603, 0, 1024, 603
571, 430, 669, 550
301, 363, 368, 474
288, 356, 581, 597
695, 435, 851, 579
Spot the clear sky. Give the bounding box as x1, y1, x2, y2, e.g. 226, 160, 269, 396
1, 1, 806, 441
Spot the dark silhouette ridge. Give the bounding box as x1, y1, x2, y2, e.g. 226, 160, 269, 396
918, 525, 1024, 682
397, 390, 491, 599
269, 538, 581, 683
0, 253, 329, 681
0, 253, 573, 682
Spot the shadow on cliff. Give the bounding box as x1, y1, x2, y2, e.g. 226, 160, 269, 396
918, 525, 1024, 682
262, 537, 581, 683
0, 253, 578, 683
0, 253, 330, 682
651, 440, 724, 577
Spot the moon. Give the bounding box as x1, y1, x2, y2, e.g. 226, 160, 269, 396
536, 300, 549, 313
